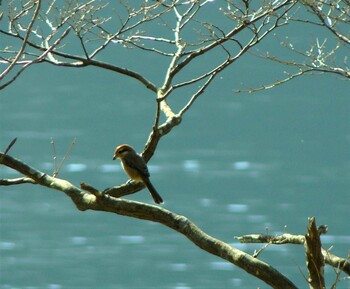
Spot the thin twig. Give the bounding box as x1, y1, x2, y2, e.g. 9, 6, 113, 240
51, 138, 77, 177
0, 0, 41, 81
0, 137, 18, 163
3, 138, 17, 157
55, 138, 77, 177
0, 177, 36, 185
0, 26, 72, 90
51, 137, 58, 177
253, 243, 270, 258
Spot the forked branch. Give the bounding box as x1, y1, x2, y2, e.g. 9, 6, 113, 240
236, 230, 350, 276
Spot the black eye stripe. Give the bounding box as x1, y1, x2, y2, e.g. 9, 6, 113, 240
118, 148, 127, 154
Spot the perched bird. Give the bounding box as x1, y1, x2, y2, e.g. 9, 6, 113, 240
113, 144, 164, 204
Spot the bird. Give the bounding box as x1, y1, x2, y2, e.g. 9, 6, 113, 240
113, 144, 164, 204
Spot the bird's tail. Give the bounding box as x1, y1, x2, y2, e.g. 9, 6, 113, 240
144, 178, 164, 204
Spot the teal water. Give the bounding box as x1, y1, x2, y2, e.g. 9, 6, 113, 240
1, 5, 350, 289
1, 62, 349, 288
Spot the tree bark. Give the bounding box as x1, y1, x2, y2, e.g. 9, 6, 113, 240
305, 217, 325, 289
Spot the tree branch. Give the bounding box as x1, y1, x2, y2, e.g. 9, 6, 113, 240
0, 26, 72, 90
0, 151, 298, 289
305, 217, 325, 289
0, 177, 36, 185
301, 0, 350, 45
236, 231, 350, 276
0, 0, 41, 81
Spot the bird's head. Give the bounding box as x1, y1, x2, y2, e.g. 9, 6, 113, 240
113, 144, 136, 160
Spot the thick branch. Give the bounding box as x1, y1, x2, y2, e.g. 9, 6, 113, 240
0, 151, 297, 289
305, 217, 325, 289
0, 152, 93, 210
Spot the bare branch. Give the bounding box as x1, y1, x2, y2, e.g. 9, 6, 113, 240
2, 137, 17, 157
0, 151, 299, 289
236, 233, 306, 245
305, 217, 325, 289
51, 137, 77, 178
0, 177, 36, 185
235, 69, 311, 93
236, 232, 350, 276
324, 250, 350, 277
178, 72, 218, 116
300, 0, 350, 45
0, 0, 41, 81
0, 26, 72, 90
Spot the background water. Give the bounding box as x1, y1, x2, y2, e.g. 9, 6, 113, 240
1, 2, 350, 289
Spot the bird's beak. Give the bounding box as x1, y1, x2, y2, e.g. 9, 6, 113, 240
112, 156, 116, 160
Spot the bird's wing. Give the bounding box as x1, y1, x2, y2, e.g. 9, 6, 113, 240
123, 154, 150, 178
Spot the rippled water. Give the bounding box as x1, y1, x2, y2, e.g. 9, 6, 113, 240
1, 141, 349, 288
1, 37, 350, 289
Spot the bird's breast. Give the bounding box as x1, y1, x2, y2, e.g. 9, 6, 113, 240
121, 161, 143, 182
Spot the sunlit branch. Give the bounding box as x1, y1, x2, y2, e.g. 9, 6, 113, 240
0, 177, 36, 185
302, 1, 350, 45
0, 0, 41, 81
87, 5, 165, 57
161, 5, 186, 94
178, 72, 217, 117
173, 40, 232, 91
128, 35, 175, 44
114, 1, 174, 36
236, 232, 350, 275
0, 26, 72, 90
179, 0, 201, 29
0, 150, 299, 289
167, 2, 294, 115
236, 69, 309, 93
256, 32, 350, 81
122, 39, 174, 57
0, 27, 159, 92
172, 0, 295, 79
